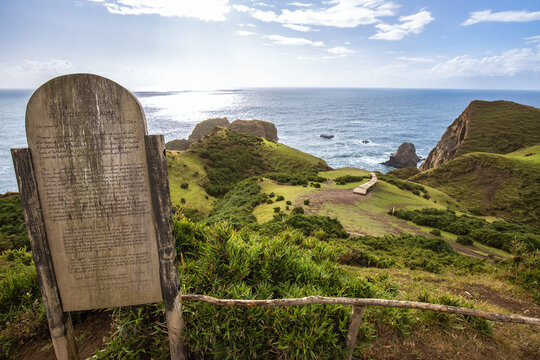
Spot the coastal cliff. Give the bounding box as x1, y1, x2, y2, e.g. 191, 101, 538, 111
419, 103, 471, 171
420, 100, 540, 171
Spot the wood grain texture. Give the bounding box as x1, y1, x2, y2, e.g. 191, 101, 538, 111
345, 306, 364, 360
12, 148, 79, 360
145, 135, 186, 360
181, 294, 540, 326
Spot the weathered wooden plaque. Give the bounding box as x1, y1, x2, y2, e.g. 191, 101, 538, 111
25, 74, 162, 311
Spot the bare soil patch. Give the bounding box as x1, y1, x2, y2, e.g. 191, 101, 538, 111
14, 311, 111, 360
452, 283, 540, 318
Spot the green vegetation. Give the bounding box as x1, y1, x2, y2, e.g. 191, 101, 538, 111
391, 208, 540, 252
338, 235, 487, 274
188, 128, 329, 197
334, 175, 369, 185
456, 100, 540, 157
411, 150, 540, 226
0, 194, 27, 252
0, 248, 44, 358
387, 166, 420, 180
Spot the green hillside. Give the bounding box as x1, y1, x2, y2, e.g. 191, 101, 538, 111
457, 100, 540, 157
167, 127, 330, 214
411, 145, 540, 226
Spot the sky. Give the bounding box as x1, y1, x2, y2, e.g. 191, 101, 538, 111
1, 0, 540, 90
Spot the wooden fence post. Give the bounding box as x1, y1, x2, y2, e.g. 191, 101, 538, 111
345, 306, 365, 360
11, 148, 79, 360
145, 135, 187, 360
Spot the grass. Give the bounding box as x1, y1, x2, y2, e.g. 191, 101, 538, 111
167, 150, 217, 215
456, 100, 540, 157
411, 150, 540, 226
0, 194, 28, 252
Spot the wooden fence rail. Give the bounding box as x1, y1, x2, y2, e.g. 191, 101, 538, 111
181, 294, 540, 360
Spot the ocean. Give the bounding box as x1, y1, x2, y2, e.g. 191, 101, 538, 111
1, 88, 540, 193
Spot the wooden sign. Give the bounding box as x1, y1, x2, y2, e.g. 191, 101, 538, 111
12, 74, 185, 359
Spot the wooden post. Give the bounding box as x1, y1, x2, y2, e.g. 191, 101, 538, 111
11, 148, 79, 360
345, 306, 365, 360
145, 135, 187, 360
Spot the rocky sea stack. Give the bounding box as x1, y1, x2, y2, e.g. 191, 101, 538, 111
382, 142, 421, 168
166, 117, 279, 151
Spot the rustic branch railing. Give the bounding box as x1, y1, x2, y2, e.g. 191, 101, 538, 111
181, 294, 540, 360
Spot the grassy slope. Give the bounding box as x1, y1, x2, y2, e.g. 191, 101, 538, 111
167, 128, 330, 211
254, 169, 461, 235
411, 145, 540, 226
457, 100, 540, 157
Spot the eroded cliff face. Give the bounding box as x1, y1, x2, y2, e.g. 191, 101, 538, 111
419, 103, 471, 171
229, 119, 278, 142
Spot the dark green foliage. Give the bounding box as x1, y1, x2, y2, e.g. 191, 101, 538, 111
266, 199, 273, 204
0, 248, 45, 358
269, 192, 275, 198
377, 174, 426, 194
261, 214, 349, 240
334, 175, 368, 185
0, 194, 28, 251
273, 207, 281, 213
457, 235, 474, 246
265, 172, 326, 186
276, 195, 284, 201
98, 218, 384, 359
387, 166, 420, 180
286, 200, 292, 205
391, 208, 540, 252
423, 193, 431, 200
508, 243, 540, 303
430, 229, 441, 236
206, 178, 266, 229
180, 182, 189, 189
304, 199, 310, 206
417, 293, 493, 335
291, 206, 304, 215
341, 235, 485, 274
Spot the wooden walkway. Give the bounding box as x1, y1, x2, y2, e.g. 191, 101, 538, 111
353, 172, 377, 195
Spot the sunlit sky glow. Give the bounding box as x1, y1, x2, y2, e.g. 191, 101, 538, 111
1, 0, 540, 90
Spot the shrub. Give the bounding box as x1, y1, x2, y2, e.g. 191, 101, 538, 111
276, 195, 284, 201
457, 235, 474, 246
430, 229, 441, 236
273, 207, 281, 213
286, 201, 292, 205
291, 206, 304, 215
334, 175, 368, 185
181, 198, 186, 204
180, 182, 189, 189
304, 199, 310, 206
266, 199, 273, 204
423, 193, 431, 200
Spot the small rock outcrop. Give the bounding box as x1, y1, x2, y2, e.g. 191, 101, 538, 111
229, 119, 278, 141
419, 104, 471, 171
382, 142, 421, 168
320, 134, 334, 139
188, 117, 230, 142
362, 140, 369, 144
165, 139, 190, 151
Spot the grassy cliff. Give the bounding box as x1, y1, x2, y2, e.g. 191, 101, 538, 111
412, 145, 540, 226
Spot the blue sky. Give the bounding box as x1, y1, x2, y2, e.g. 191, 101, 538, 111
1, 0, 539, 90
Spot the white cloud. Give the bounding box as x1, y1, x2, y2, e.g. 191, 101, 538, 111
263, 34, 324, 47
432, 48, 540, 77
235, 0, 397, 28
327, 46, 355, 55
236, 30, 257, 36
370, 10, 434, 40
283, 24, 315, 32
89, 0, 231, 21
397, 56, 434, 63
462, 10, 540, 26
289, 2, 312, 7
0, 59, 77, 87
525, 35, 540, 44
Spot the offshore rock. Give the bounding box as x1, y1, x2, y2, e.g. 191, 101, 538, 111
382, 142, 421, 168
320, 134, 334, 139
229, 119, 279, 141
188, 117, 230, 142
